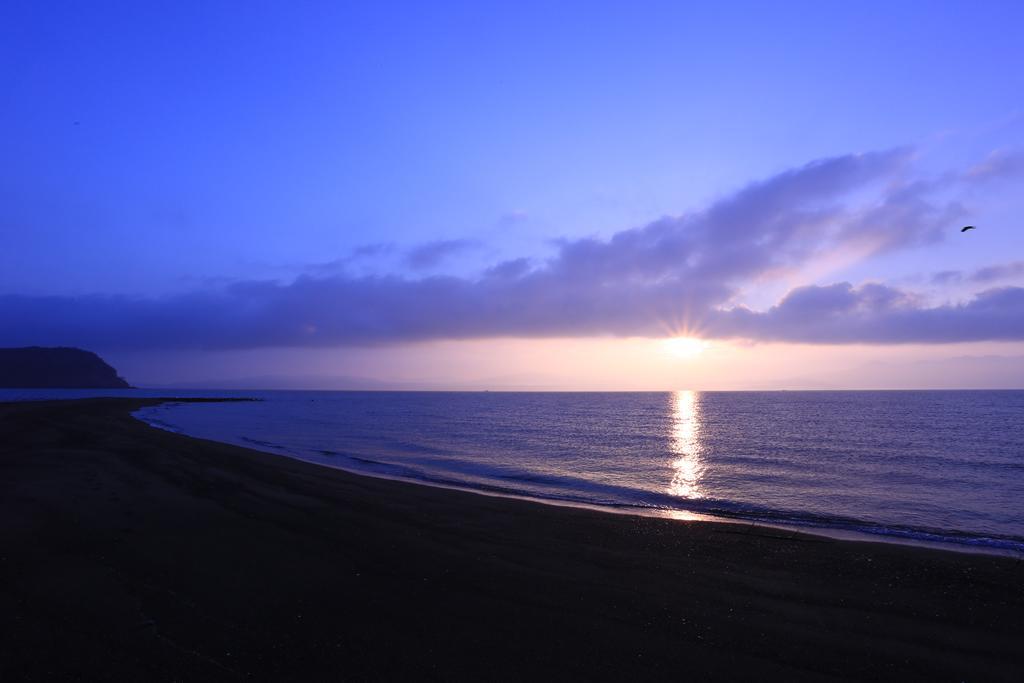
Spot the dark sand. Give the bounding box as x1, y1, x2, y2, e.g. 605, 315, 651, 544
1, 398, 1021, 681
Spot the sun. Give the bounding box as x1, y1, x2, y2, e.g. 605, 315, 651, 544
661, 336, 710, 359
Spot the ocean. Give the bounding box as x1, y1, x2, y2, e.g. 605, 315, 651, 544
5, 389, 1023, 554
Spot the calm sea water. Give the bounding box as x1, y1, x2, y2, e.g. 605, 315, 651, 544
5, 389, 1023, 554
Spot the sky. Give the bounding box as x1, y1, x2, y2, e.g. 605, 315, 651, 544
2, 1, 1023, 389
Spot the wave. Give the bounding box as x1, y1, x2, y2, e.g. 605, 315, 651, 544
308, 447, 1024, 555
133, 401, 1024, 557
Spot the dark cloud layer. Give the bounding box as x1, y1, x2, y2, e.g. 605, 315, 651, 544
404, 239, 480, 270
715, 283, 1024, 343
3, 149, 1022, 350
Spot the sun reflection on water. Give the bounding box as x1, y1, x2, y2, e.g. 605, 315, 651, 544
668, 390, 705, 499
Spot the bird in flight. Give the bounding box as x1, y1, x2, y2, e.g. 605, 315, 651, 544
960, 225, 976, 233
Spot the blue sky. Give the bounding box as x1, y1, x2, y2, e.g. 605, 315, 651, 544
2, 1, 1023, 387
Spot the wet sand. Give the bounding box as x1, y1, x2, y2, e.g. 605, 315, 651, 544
1, 398, 1021, 680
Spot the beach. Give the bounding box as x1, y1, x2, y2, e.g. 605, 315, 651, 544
1, 398, 1021, 681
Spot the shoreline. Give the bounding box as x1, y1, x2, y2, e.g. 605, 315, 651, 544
135, 401, 1024, 559
2, 397, 1022, 680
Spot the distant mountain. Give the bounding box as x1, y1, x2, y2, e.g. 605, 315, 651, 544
148, 373, 417, 391
0, 347, 131, 388
146, 372, 572, 391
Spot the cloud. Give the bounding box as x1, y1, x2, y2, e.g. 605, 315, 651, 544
404, 239, 480, 270
964, 149, 1024, 181
352, 242, 397, 259
930, 260, 1024, 286
304, 242, 398, 274
497, 210, 529, 227
712, 284, 1024, 343
2, 148, 1022, 350
931, 270, 962, 285
483, 258, 532, 279
972, 261, 1024, 283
